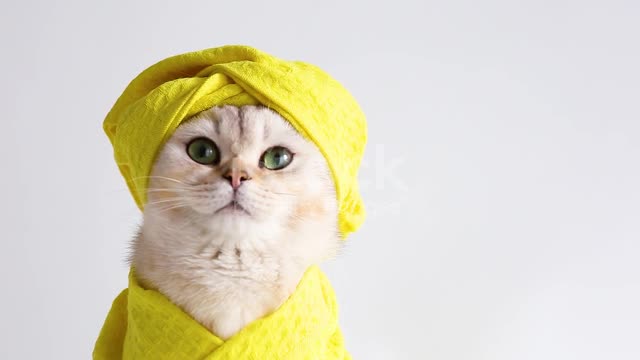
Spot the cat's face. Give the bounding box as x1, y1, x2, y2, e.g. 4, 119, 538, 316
145, 105, 338, 250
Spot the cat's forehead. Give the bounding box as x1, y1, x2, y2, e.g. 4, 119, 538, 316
177, 105, 297, 147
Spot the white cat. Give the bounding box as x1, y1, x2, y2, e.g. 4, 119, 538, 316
131, 105, 341, 339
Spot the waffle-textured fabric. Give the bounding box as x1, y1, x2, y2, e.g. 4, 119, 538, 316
93, 266, 350, 360
103, 45, 367, 237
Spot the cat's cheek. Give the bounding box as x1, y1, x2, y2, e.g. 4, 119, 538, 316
260, 170, 303, 195
298, 199, 327, 219
285, 197, 328, 231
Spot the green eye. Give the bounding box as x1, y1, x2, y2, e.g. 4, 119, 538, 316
261, 146, 293, 170
187, 138, 220, 165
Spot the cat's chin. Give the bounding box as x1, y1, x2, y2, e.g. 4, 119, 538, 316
204, 209, 266, 233
215, 200, 251, 216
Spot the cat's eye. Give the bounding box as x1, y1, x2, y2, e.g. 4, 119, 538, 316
260, 146, 293, 170
187, 138, 220, 165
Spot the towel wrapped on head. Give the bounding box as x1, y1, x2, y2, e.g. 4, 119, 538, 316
103, 45, 367, 237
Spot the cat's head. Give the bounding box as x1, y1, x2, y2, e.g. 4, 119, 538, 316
143, 105, 339, 259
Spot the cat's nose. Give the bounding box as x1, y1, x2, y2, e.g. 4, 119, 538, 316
223, 169, 251, 190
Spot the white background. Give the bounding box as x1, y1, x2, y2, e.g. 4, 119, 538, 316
1, 0, 639, 359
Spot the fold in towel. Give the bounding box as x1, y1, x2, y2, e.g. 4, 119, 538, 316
93, 266, 351, 360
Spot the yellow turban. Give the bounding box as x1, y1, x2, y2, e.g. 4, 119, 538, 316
104, 45, 366, 237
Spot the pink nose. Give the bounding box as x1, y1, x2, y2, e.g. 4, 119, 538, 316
223, 169, 251, 190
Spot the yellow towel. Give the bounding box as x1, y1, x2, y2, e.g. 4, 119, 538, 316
103, 45, 367, 237
93, 266, 351, 360
97, 45, 366, 358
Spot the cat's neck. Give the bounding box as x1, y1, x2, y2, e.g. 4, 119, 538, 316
131, 218, 305, 339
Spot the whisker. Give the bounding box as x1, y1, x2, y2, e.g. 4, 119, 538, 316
158, 211, 200, 232
269, 191, 296, 196
146, 189, 178, 192
147, 187, 218, 193
148, 203, 190, 215
254, 187, 296, 197
146, 198, 190, 206
129, 175, 193, 186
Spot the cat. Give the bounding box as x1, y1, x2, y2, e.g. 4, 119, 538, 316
131, 105, 341, 339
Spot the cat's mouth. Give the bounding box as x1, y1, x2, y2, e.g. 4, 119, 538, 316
215, 200, 250, 216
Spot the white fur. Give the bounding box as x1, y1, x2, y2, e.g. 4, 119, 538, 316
131, 105, 340, 339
